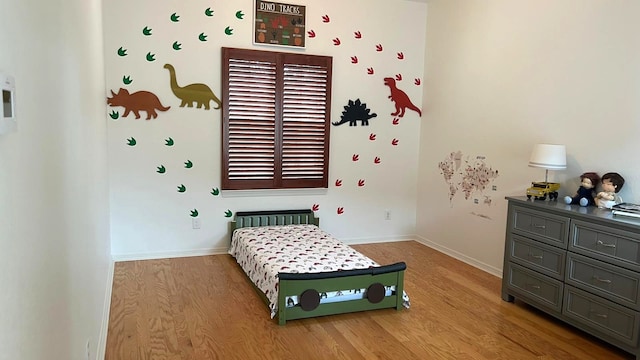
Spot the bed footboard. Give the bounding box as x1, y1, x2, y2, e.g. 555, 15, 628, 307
277, 262, 406, 325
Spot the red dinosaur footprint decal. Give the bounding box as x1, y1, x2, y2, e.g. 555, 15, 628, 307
354, 31, 362, 39
352, 154, 359, 162
351, 56, 358, 64
307, 30, 316, 38
367, 67, 374, 75
369, 133, 376, 141
414, 78, 421, 85
392, 139, 399, 146
392, 118, 400, 125
333, 38, 341, 46
374, 157, 381, 164
322, 15, 330, 23
376, 44, 383, 52
395, 74, 403, 81
383, 77, 422, 118
358, 179, 365, 187
397, 52, 404, 60
337, 207, 344, 215
312, 204, 320, 211
335, 179, 343, 187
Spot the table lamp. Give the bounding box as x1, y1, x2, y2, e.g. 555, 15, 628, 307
526, 144, 566, 200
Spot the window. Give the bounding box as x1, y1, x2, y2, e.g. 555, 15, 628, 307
221, 47, 332, 190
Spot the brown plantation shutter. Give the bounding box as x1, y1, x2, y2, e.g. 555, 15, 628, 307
281, 55, 331, 187
222, 48, 332, 190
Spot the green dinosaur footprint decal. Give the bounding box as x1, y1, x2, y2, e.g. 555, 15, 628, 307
211, 187, 220, 196
157, 165, 166, 174
170, 13, 180, 22
190, 209, 199, 217
165, 137, 174, 146
224, 26, 233, 35
122, 75, 132, 85
110, 110, 119, 119
172, 41, 182, 51
224, 210, 233, 218
184, 160, 193, 168
117, 47, 127, 56
235, 11, 244, 19
142, 26, 152, 36
126, 137, 136, 146
146, 52, 156, 62
198, 33, 208, 41
205, 8, 214, 16
177, 184, 186, 193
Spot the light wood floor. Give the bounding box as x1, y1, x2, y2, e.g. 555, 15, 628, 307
105, 241, 633, 359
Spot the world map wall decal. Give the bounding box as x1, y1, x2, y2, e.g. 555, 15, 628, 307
438, 151, 499, 208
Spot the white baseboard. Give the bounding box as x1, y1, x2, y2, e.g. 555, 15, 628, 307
341, 235, 415, 245
413, 235, 503, 278
109, 238, 503, 280
96, 258, 115, 360
111, 247, 229, 262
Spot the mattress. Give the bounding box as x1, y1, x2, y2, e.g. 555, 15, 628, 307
229, 223, 410, 318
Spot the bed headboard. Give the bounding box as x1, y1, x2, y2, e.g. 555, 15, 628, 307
230, 209, 320, 240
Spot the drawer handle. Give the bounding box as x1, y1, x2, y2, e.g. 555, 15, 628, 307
596, 240, 616, 249
528, 253, 543, 260
590, 311, 608, 319
526, 284, 541, 290
592, 276, 612, 284
532, 224, 546, 229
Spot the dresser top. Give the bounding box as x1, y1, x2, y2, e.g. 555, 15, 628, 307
506, 196, 640, 230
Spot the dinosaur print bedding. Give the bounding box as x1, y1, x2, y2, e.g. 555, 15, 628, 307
229, 224, 410, 319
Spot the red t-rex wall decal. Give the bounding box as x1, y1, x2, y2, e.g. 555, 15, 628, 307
383, 77, 421, 118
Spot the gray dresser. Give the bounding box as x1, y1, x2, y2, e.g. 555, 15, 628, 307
502, 196, 640, 359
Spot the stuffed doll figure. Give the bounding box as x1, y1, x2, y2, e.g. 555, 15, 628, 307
564, 172, 600, 207
595, 172, 625, 209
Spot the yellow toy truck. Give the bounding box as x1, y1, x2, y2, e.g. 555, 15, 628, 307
526, 182, 560, 200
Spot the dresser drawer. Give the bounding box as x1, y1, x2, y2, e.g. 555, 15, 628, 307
563, 285, 640, 347
566, 252, 640, 310
509, 234, 565, 280
570, 219, 640, 271
505, 262, 563, 312
510, 205, 569, 248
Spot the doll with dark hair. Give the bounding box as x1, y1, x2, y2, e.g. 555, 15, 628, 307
595, 172, 625, 209
564, 172, 600, 207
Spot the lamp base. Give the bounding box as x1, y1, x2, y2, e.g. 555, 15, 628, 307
526, 181, 561, 201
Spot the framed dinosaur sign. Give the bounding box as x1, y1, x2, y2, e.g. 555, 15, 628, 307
254, 0, 306, 48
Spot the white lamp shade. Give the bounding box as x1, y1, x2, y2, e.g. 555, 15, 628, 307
528, 144, 566, 170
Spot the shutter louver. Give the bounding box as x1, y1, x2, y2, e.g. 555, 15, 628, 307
282, 63, 329, 181
227, 58, 277, 181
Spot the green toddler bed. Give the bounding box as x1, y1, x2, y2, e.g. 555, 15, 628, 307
228, 209, 409, 325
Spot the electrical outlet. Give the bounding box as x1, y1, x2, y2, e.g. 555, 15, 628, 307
492, 185, 497, 191
192, 218, 201, 229
384, 209, 391, 220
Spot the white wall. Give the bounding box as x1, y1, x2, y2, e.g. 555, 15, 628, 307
418, 0, 640, 275
0, 0, 111, 359
103, 0, 428, 259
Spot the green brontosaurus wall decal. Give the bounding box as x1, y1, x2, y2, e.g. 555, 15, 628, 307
164, 64, 222, 110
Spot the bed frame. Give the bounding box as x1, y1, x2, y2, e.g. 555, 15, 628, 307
230, 209, 407, 325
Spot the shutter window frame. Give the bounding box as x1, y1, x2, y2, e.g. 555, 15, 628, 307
221, 47, 332, 190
